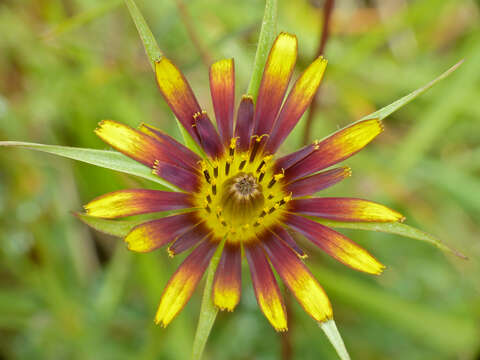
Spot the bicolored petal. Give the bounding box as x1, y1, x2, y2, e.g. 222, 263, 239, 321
155, 58, 202, 143
168, 221, 210, 256
234, 95, 255, 152
84, 189, 192, 219
95, 120, 168, 168
266, 56, 328, 154
262, 232, 332, 323
139, 123, 201, 171
193, 111, 223, 159
271, 225, 305, 258
286, 167, 351, 197
210, 59, 235, 145
153, 161, 200, 192
124, 212, 196, 253
245, 243, 287, 331
290, 198, 405, 223
285, 214, 385, 275
285, 119, 383, 182
254, 33, 297, 137
155, 240, 217, 327
213, 243, 241, 311
274, 142, 317, 172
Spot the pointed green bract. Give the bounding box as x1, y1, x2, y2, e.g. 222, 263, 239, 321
360, 60, 463, 122
320, 320, 351, 360
0, 141, 176, 190
75, 213, 143, 237
246, 0, 278, 100
124, 0, 163, 70
317, 219, 466, 259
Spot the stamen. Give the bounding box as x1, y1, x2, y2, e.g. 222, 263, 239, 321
212, 179, 217, 195
204, 170, 211, 184
225, 160, 231, 175
239, 160, 246, 170
206, 194, 212, 203
256, 160, 266, 173
268, 194, 274, 200
268, 172, 285, 188
213, 166, 219, 178
229, 137, 237, 157
249, 135, 268, 163
258, 171, 265, 183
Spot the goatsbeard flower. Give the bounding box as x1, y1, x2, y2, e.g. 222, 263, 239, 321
84, 33, 404, 331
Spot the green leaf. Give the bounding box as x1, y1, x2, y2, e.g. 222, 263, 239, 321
319, 320, 351, 360
246, 0, 278, 100
317, 219, 466, 259
74, 212, 143, 237
360, 60, 463, 121
0, 141, 177, 190
124, 0, 163, 70
191, 240, 225, 360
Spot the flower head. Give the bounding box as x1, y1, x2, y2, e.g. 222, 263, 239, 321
84, 33, 404, 331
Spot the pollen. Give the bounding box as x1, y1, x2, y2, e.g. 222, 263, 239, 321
194, 137, 290, 244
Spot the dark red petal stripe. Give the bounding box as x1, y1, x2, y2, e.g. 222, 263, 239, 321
284, 119, 383, 183
168, 222, 210, 256
274, 143, 317, 172
124, 212, 197, 253
290, 197, 404, 222
253, 33, 297, 137
245, 243, 288, 331
286, 167, 351, 197
235, 95, 255, 152
155, 58, 202, 144
285, 213, 385, 274
155, 240, 217, 327
262, 231, 332, 322
210, 59, 235, 145
265, 56, 328, 154
84, 189, 193, 219
193, 111, 223, 159
212, 243, 242, 311
271, 225, 305, 258
139, 123, 201, 171
153, 161, 200, 192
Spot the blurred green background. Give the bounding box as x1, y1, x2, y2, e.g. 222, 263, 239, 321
1, 0, 479, 359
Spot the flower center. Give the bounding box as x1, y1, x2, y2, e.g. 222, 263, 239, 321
221, 172, 265, 223
194, 138, 291, 244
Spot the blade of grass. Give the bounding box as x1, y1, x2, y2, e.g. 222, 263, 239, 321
124, 0, 163, 70
0, 141, 176, 190
74, 213, 145, 237
319, 320, 351, 360
316, 219, 466, 259
360, 60, 463, 122
246, 0, 278, 100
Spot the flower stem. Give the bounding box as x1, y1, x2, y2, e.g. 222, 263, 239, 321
246, 0, 278, 100
191, 240, 225, 360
